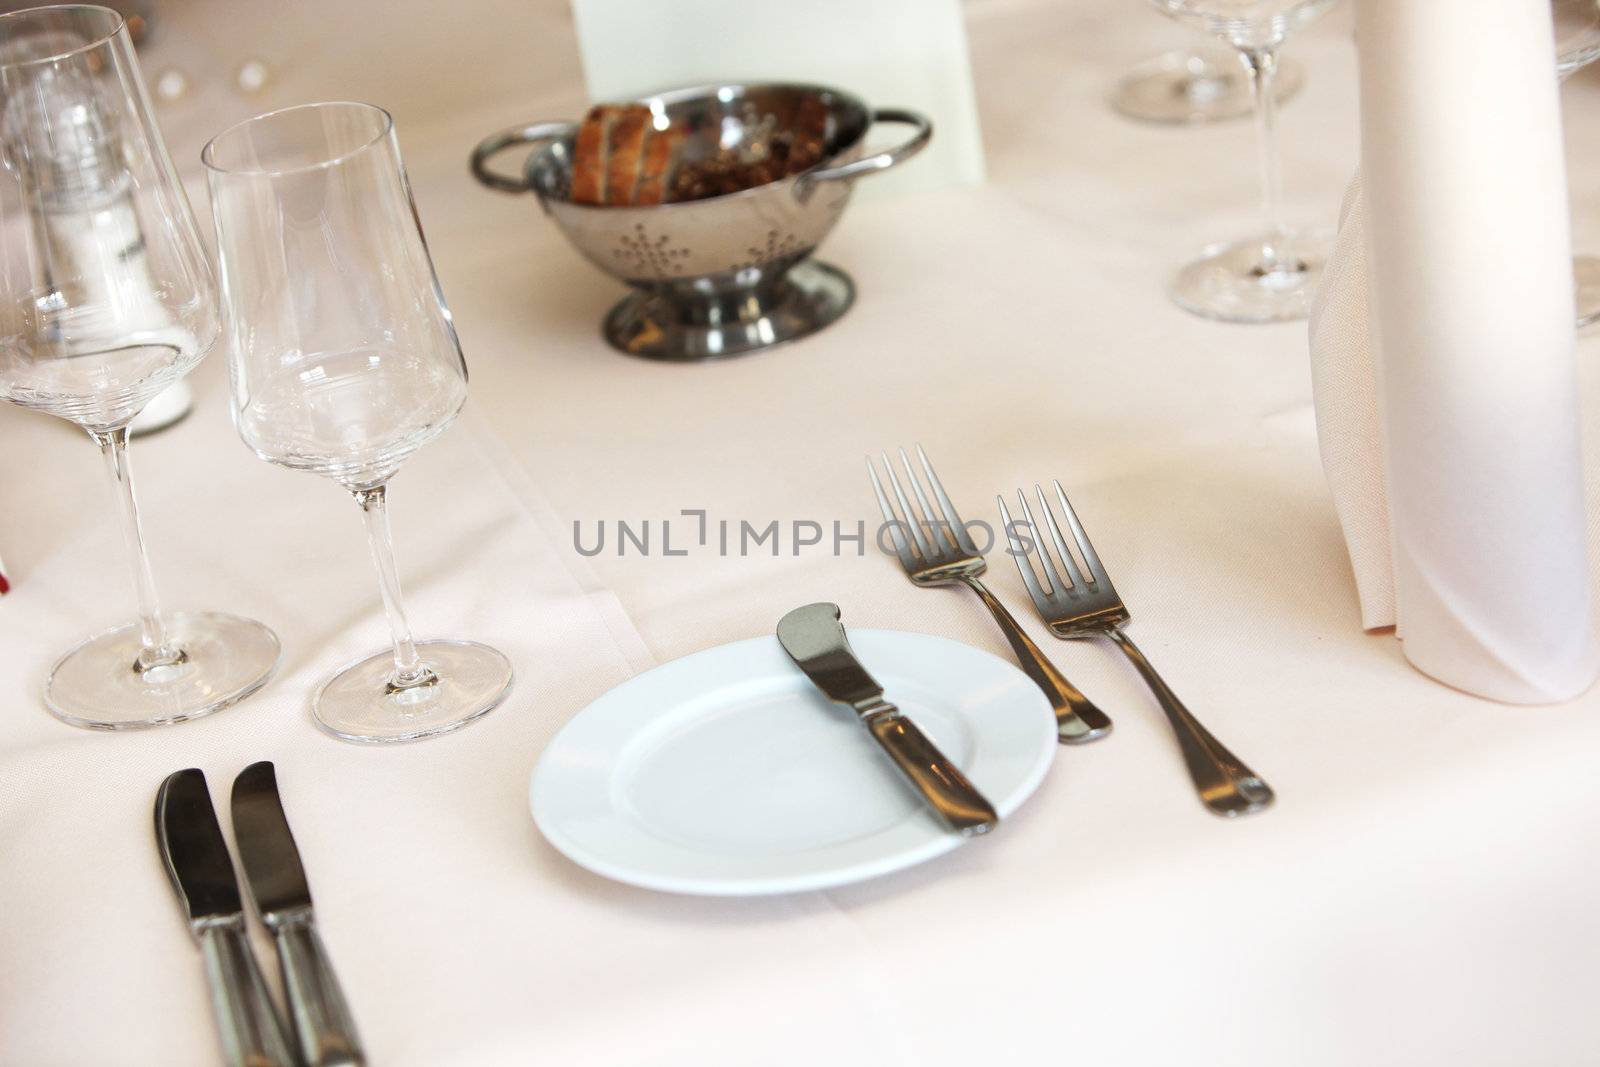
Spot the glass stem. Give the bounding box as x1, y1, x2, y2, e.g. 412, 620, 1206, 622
1240, 45, 1288, 274
353, 485, 436, 692
91, 426, 183, 671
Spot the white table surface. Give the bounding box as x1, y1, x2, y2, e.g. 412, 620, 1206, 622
5, 1, 1600, 1064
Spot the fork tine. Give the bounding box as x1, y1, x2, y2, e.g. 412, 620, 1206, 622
1054, 480, 1112, 587
916, 444, 979, 555
866, 457, 918, 570
899, 447, 957, 555
997, 494, 1052, 611
1034, 483, 1088, 592
1015, 488, 1072, 599
882, 451, 935, 560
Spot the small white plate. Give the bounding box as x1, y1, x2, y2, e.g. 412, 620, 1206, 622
530, 629, 1057, 896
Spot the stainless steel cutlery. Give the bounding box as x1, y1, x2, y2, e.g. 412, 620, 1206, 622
999, 480, 1274, 817
778, 601, 999, 836
233, 762, 366, 1067
155, 769, 299, 1067
863, 443, 1272, 817
157, 763, 365, 1067
868, 445, 1113, 744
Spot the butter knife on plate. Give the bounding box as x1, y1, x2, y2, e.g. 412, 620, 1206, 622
777, 602, 999, 836
232, 761, 366, 1067
154, 768, 297, 1067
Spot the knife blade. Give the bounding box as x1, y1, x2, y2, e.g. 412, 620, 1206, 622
154, 768, 298, 1067
232, 761, 366, 1067
776, 602, 999, 836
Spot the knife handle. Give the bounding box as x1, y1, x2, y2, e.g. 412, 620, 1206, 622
198, 919, 298, 1067
863, 705, 999, 836
274, 915, 366, 1067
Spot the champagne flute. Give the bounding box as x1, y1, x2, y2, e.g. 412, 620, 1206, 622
1150, 0, 1337, 322
203, 101, 512, 743
1111, 46, 1303, 124
1554, 0, 1600, 326
0, 4, 279, 728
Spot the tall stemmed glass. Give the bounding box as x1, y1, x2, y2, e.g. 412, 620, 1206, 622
1150, 0, 1336, 322
203, 102, 512, 743
0, 4, 279, 728
1554, 0, 1600, 326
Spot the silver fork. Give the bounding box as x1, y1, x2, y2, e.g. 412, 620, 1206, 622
868, 446, 1112, 743
998, 481, 1274, 817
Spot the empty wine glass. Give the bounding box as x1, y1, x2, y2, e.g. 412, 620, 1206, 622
1554, 0, 1600, 326
0, 4, 279, 728
203, 101, 512, 743
1111, 46, 1303, 124
1150, 0, 1337, 322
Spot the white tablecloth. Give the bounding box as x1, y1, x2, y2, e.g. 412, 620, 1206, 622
5, 2, 1600, 1064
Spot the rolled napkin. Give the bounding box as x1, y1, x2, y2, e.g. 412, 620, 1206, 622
1309, 0, 1599, 704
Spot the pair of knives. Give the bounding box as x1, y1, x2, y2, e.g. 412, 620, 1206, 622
777, 602, 999, 835
155, 762, 364, 1067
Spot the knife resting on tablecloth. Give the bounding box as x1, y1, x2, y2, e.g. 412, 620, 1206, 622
232, 761, 366, 1067
154, 768, 298, 1067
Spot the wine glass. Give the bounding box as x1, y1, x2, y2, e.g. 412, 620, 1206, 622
203, 101, 513, 744
1554, 0, 1600, 326
1150, 0, 1337, 322
0, 4, 279, 728
1111, 46, 1303, 124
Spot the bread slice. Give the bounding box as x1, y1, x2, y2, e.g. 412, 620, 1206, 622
604, 105, 652, 205
570, 105, 614, 205
633, 122, 684, 206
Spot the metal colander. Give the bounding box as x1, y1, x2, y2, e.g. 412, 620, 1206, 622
471, 82, 931, 361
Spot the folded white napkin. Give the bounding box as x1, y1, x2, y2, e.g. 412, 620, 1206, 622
1309, 0, 1599, 704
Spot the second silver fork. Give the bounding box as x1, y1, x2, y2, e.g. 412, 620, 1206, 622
999, 481, 1274, 817
868, 446, 1112, 744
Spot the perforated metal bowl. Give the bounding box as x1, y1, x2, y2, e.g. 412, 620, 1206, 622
471, 82, 930, 361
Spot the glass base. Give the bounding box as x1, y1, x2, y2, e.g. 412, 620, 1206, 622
45, 611, 280, 729
1170, 229, 1332, 323
313, 639, 513, 744
1110, 49, 1303, 124
1575, 254, 1600, 328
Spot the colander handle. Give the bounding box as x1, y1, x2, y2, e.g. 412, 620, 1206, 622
470, 121, 578, 194
803, 108, 933, 185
